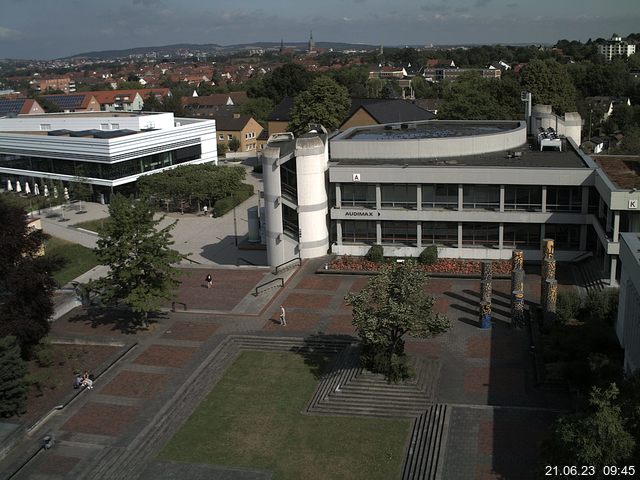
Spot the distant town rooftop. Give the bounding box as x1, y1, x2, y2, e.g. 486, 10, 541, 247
594, 155, 640, 189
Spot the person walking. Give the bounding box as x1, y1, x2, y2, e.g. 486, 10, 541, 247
279, 305, 286, 326
205, 273, 213, 289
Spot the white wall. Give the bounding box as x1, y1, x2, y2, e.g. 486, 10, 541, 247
0, 112, 175, 132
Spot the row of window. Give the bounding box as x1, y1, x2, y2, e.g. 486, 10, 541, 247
340, 184, 594, 213
340, 221, 581, 249
0, 145, 202, 181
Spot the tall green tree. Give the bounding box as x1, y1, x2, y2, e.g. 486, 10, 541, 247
520, 59, 578, 114
89, 194, 182, 326
0, 198, 62, 357
0, 336, 28, 418
287, 76, 350, 135
250, 64, 313, 103
330, 66, 369, 98
238, 97, 274, 126
345, 261, 450, 381
71, 166, 92, 211
228, 136, 241, 152
544, 384, 635, 469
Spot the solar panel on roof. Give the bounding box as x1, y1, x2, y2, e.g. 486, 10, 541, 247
42, 95, 85, 109
0, 99, 25, 116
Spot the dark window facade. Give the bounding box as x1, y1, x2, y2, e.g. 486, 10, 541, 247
422, 184, 457, 209
381, 221, 417, 245
545, 224, 580, 250
503, 223, 541, 249
282, 204, 299, 239
280, 158, 297, 200
546, 186, 582, 212
462, 223, 499, 247
463, 185, 500, 210
381, 184, 416, 209
422, 222, 457, 246
0, 145, 201, 181
341, 184, 376, 208
342, 220, 377, 244
504, 186, 542, 211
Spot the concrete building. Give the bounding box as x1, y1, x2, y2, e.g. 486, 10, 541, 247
214, 114, 263, 153
616, 232, 640, 373
260, 112, 637, 288
0, 111, 217, 202
33, 77, 75, 94
598, 34, 636, 62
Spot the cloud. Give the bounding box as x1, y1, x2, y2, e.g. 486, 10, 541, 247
132, 0, 163, 5
421, 3, 469, 15
506, 2, 518, 7
0, 26, 20, 39
475, 0, 493, 6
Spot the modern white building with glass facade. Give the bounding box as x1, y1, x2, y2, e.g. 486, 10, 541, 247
0, 111, 217, 201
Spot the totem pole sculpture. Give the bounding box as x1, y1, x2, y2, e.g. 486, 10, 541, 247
511, 250, 526, 327
479, 260, 493, 329
541, 239, 558, 328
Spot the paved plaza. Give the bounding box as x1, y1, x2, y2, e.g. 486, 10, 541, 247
0, 256, 573, 480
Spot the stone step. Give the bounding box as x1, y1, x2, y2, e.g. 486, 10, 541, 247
334, 385, 432, 400
311, 403, 424, 418
402, 404, 450, 480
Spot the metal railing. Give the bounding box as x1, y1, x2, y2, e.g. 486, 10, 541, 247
274, 257, 301, 275
254, 277, 284, 296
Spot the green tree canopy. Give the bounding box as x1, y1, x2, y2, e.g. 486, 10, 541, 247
520, 59, 578, 114
248, 63, 313, 103
287, 76, 350, 135
228, 136, 241, 152
237, 97, 274, 126
0, 336, 28, 418
345, 260, 450, 381
0, 198, 63, 357
89, 194, 182, 326
329, 66, 369, 98
545, 384, 635, 469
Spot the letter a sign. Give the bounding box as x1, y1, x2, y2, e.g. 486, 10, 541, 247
352, 173, 361, 182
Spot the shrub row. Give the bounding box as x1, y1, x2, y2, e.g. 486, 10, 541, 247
212, 183, 255, 217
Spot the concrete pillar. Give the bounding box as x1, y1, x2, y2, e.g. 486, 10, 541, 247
416, 184, 422, 211
335, 182, 341, 208
499, 185, 505, 213
512, 290, 525, 327
376, 221, 382, 244
579, 225, 588, 251
457, 222, 463, 249
416, 222, 422, 249
336, 220, 342, 246
541, 185, 547, 213
581, 186, 589, 214
458, 184, 464, 211
543, 279, 558, 328
375, 183, 381, 210
606, 207, 613, 234
613, 211, 620, 242
481, 260, 493, 305
498, 223, 504, 250
262, 147, 284, 267
610, 256, 618, 286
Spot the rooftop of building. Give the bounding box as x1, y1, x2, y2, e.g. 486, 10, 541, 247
344, 120, 517, 141
594, 155, 640, 189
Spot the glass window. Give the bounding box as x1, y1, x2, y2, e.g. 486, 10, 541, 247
462, 223, 499, 247
504, 186, 542, 211
280, 158, 297, 200
422, 222, 457, 246
545, 224, 580, 250
422, 184, 457, 209
341, 184, 376, 208
463, 185, 500, 210
342, 220, 377, 244
381, 221, 416, 245
546, 186, 582, 212
283, 204, 298, 239
503, 223, 541, 249
381, 184, 416, 209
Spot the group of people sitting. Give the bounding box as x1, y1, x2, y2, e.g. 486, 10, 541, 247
73, 370, 95, 390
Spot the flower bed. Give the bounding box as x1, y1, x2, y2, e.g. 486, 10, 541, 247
328, 256, 512, 275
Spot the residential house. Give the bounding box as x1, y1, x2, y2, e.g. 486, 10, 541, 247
32, 77, 75, 93
586, 96, 632, 121
0, 98, 45, 117
214, 114, 263, 153
41, 93, 101, 112
598, 34, 636, 62
182, 92, 248, 118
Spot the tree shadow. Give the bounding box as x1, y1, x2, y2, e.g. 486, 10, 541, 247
67, 306, 166, 334
294, 333, 358, 380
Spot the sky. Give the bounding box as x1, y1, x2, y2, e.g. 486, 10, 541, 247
1, 0, 639, 59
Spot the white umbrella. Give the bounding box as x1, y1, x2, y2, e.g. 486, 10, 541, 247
24, 182, 31, 195
44, 185, 49, 197
16, 180, 22, 193
63, 187, 69, 201
34, 183, 40, 195
53, 186, 58, 199
6, 179, 12, 192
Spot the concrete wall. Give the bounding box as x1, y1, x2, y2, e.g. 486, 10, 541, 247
531, 105, 582, 145
617, 232, 640, 373
262, 144, 286, 266
0, 112, 175, 132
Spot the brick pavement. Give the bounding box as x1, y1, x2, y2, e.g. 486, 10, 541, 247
2, 259, 574, 480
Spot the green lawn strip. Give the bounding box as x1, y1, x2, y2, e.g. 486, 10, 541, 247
45, 236, 99, 286
161, 351, 410, 480
73, 217, 111, 233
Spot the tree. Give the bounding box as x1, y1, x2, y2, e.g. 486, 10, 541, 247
0, 336, 28, 418
250, 63, 313, 103
330, 66, 369, 98
217, 142, 228, 157
70, 166, 91, 211
228, 136, 241, 152
520, 59, 578, 114
287, 76, 350, 135
0, 198, 62, 357
345, 261, 450, 381
237, 97, 274, 126
380, 80, 400, 99
89, 194, 182, 326
545, 384, 635, 469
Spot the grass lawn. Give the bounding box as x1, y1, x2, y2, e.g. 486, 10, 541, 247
160, 351, 411, 480
45, 236, 99, 286
73, 217, 111, 233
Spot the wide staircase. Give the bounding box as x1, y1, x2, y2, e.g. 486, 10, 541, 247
575, 256, 606, 293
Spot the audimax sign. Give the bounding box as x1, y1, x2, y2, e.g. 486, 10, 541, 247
343, 210, 381, 217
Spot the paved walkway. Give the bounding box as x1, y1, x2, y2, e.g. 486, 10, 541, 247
0, 259, 572, 480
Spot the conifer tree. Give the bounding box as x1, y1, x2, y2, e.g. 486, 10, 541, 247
0, 336, 28, 418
